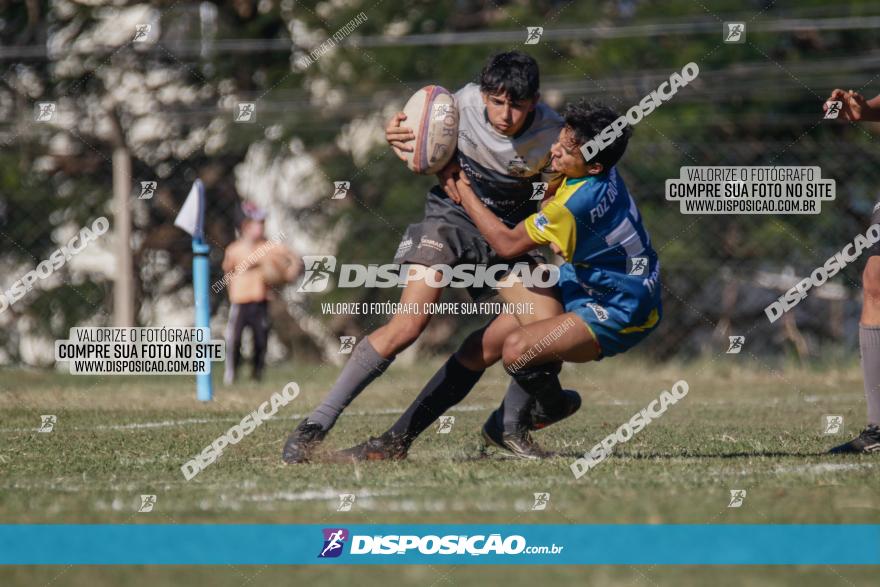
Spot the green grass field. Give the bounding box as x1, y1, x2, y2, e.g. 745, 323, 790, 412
1, 356, 878, 585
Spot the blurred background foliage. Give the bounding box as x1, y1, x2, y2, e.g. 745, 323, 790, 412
1, 0, 880, 365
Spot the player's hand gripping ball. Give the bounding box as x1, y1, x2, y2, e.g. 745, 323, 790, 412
396, 85, 459, 175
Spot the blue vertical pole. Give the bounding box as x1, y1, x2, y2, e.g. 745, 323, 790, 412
191, 180, 213, 402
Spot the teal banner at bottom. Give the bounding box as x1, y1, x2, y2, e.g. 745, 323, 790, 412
0, 524, 878, 565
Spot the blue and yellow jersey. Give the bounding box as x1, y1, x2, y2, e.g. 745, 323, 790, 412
525, 167, 655, 272
524, 167, 661, 356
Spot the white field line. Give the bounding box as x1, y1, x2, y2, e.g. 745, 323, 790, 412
6, 463, 879, 514
772, 462, 878, 474
0, 405, 494, 433
0, 398, 666, 433
3, 395, 863, 434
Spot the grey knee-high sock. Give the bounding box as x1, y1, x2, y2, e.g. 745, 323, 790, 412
860, 325, 880, 426
499, 378, 534, 434
310, 338, 393, 430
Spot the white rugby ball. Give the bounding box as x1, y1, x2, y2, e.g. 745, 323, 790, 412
397, 85, 459, 175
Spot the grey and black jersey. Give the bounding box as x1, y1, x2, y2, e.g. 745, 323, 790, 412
453, 82, 564, 225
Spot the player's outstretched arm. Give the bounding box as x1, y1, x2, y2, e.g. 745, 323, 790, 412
454, 175, 535, 258
825, 89, 880, 121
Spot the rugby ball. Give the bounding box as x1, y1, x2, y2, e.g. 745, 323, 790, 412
398, 85, 459, 175
260, 250, 293, 286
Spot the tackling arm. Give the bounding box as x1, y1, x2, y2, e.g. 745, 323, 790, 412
454, 176, 536, 259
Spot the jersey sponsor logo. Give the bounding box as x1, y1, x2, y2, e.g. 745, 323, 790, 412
506, 156, 530, 176
418, 236, 445, 252
586, 303, 609, 322
394, 238, 413, 259
458, 129, 478, 148
533, 213, 550, 232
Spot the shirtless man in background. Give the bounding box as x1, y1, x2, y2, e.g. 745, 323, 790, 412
222, 202, 302, 384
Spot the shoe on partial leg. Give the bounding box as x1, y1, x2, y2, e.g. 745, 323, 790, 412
530, 389, 582, 430
332, 431, 411, 463
480, 414, 554, 460
829, 424, 880, 454
282, 418, 329, 463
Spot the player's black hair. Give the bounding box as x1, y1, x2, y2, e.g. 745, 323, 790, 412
479, 51, 540, 102
564, 100, 632, 170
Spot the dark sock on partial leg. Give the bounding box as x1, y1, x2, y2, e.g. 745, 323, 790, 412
310, 338, 393, 430
388, 355, 484, 440
509, 362, 566, 415
500, 378, 534, 434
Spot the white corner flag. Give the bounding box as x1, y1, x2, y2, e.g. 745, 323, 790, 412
174, 179, 205, 238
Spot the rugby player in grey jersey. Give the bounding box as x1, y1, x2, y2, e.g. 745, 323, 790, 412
283, 51, 577, 463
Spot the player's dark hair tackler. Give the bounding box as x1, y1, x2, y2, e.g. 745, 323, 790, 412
479, 51, 540, 102
564, 100, 633, 170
